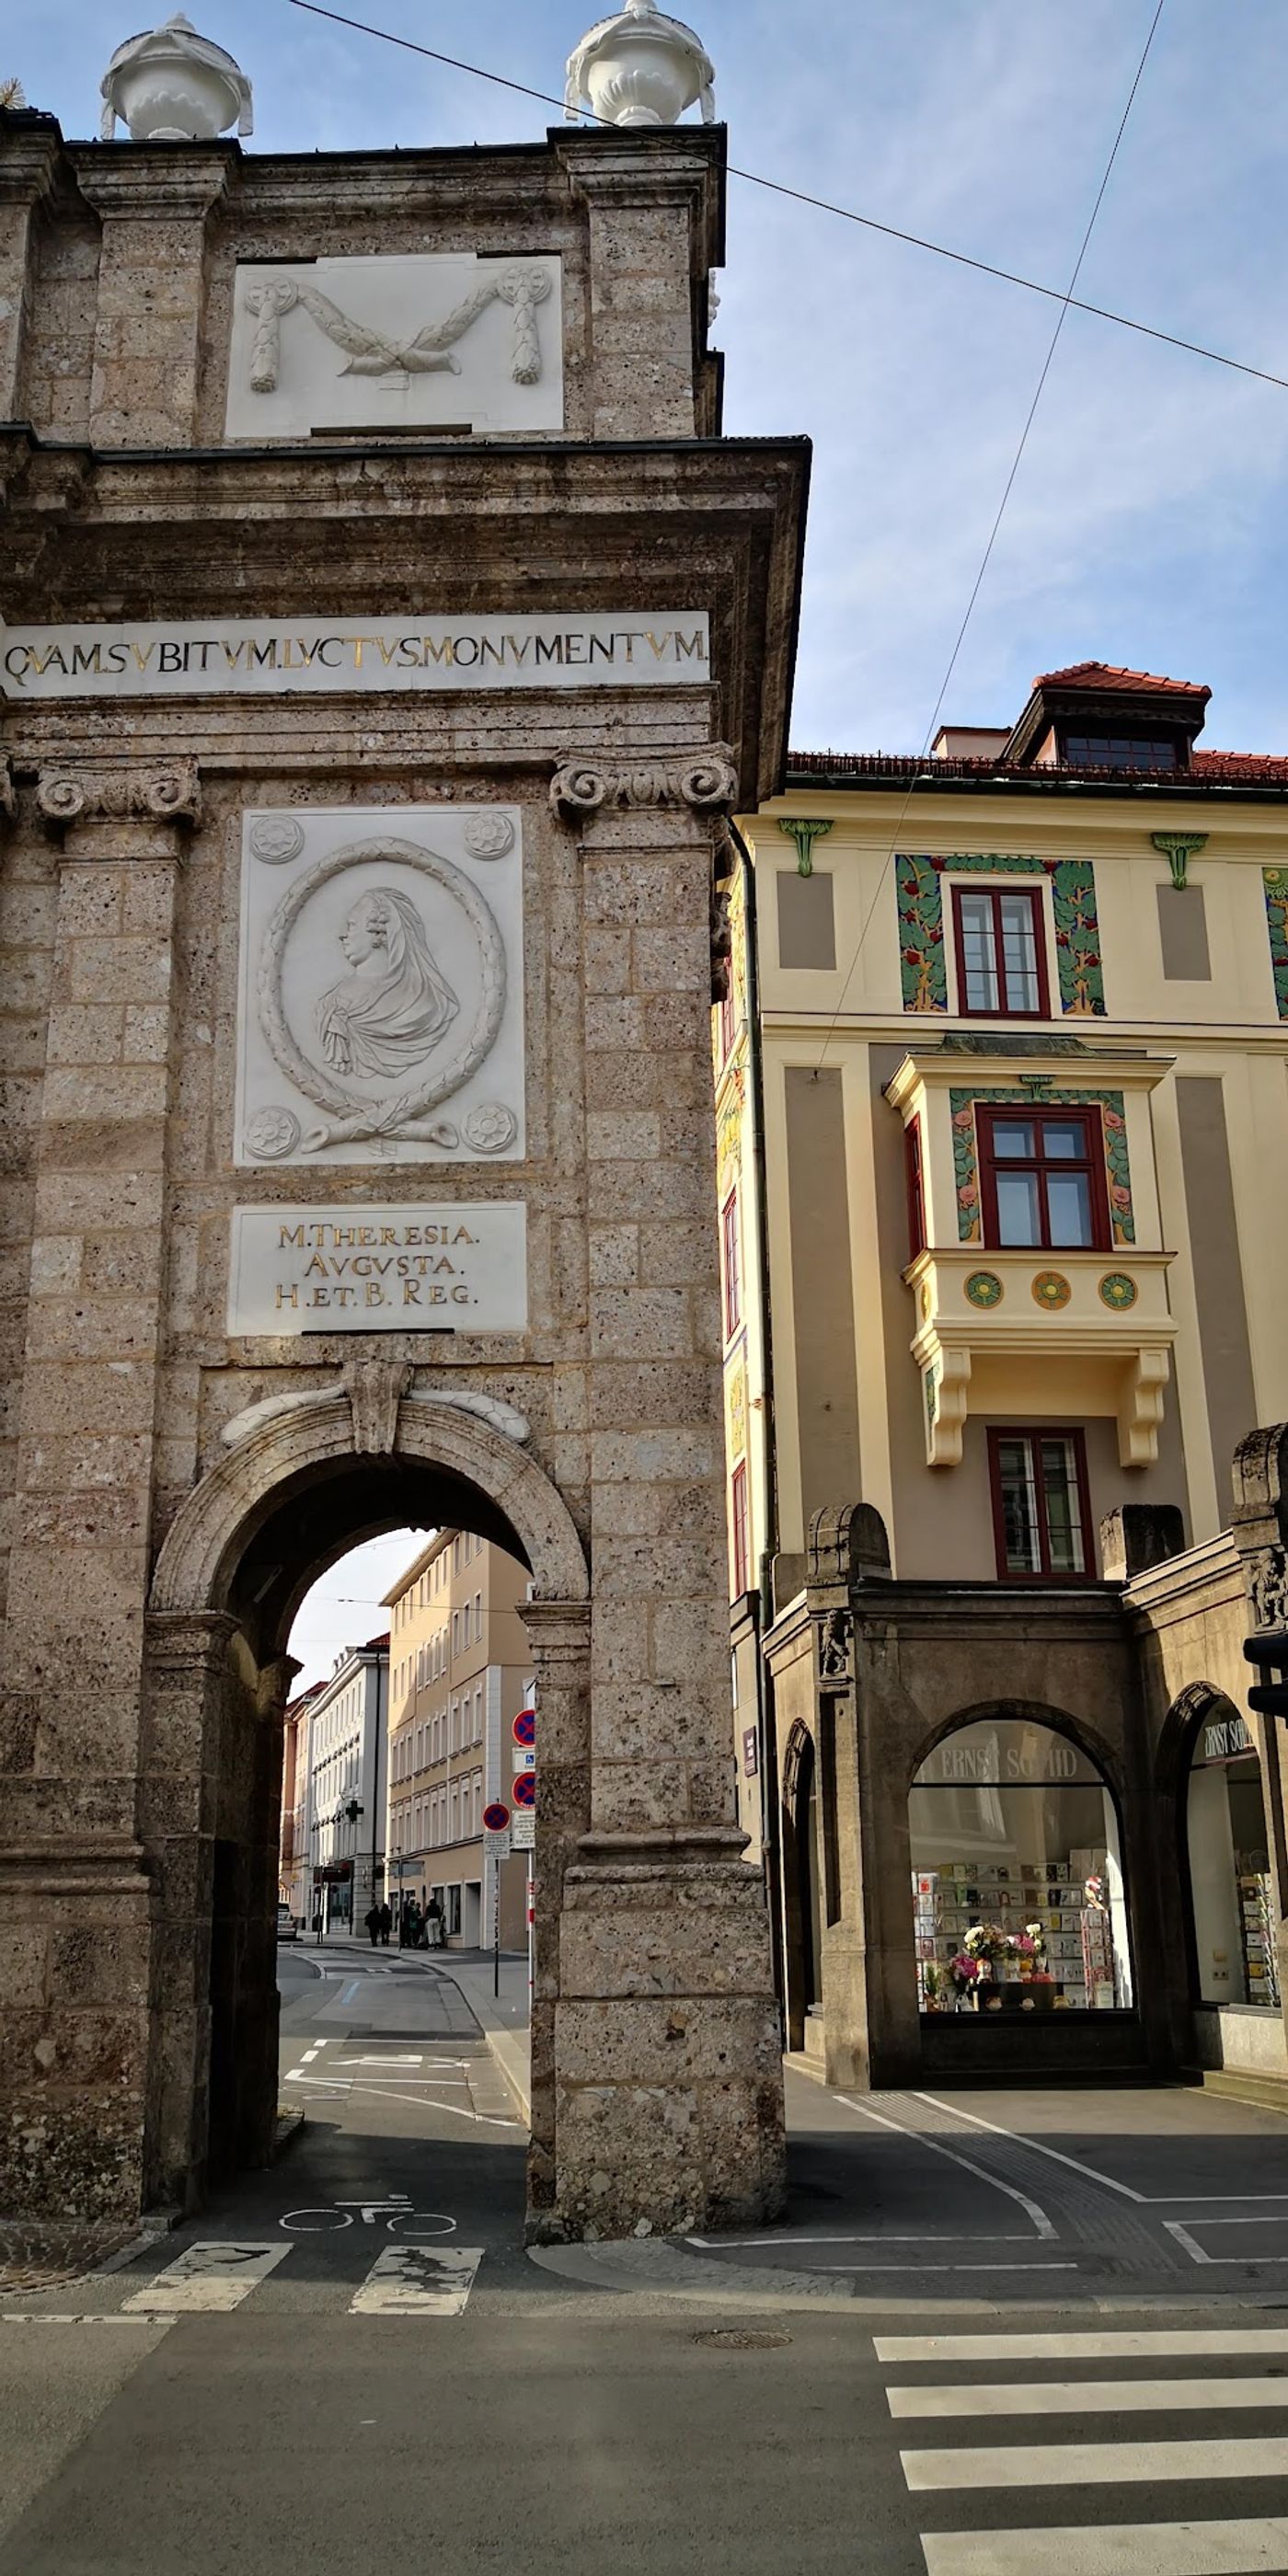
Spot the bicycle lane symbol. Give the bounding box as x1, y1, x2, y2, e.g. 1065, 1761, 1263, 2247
279, 2194, 457, 2239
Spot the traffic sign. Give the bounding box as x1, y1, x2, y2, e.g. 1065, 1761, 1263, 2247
515, 1747, 535, 1773
482, 1801, 510, 1834
511, 1811, 535, 1851
512, 1773, 536, 1810
512, 1708, 536, 1748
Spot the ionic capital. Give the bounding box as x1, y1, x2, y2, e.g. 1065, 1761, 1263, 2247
549, 746, 738, 824
37, 759, 201, 838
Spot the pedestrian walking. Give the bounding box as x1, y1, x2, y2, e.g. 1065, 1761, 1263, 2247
378, 1902, 392, 1946
426, 1892, 443, 1949
397, 1902, 411, 1949
363, 1903, 380, 1949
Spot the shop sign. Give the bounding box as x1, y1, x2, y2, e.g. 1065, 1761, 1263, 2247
742, 1726, 759, 1777
915, 1727, 1098, 1788
1201, 1714, 1255, 1765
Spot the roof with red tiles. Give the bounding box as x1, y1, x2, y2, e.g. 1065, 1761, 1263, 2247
1032, 660, 1211, 701
783, 747, 1288, 789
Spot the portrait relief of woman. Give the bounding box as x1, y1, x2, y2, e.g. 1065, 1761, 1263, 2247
316, 886, 459, 1079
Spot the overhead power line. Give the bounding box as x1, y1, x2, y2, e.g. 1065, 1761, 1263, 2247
815, 0, 1166, 1068
286, 0, 1288, 395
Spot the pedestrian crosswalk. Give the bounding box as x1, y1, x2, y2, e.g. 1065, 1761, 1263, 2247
877, 2324, 1288, 2574
5, 2238, 486, 2325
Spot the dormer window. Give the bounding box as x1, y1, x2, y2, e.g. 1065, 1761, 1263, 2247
1063, 735, 1179, 774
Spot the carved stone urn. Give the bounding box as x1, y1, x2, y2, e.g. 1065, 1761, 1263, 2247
564, 0, 715, 128
100, 12, 254, 141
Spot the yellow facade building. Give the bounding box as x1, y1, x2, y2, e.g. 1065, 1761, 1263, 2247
719, 662, 1288, 2094
384, 1529, 532, 1950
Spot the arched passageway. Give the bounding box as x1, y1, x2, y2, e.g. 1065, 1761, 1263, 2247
143, 1376, 588, 2212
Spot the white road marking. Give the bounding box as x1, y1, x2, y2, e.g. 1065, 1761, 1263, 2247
921, 2522, 1288, 2576
891, 2377, 1288, 2418
902, 2436, 1288, 2491
912, 2089, 1288, 2208
686, 2232, 1036, 2249
349, 2246, 483, 2315
121, 2242, 289, 2313
876, 2327, 1288, 2363
832, 2094, 1056, 2240
1166, 2215, 1288, 2266
828, 2262, 1077, 2275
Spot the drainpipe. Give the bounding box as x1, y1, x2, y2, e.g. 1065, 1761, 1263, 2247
728, 820, 784, 2023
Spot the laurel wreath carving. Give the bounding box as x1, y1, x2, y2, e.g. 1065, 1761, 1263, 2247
245, 264, 553, 393
256, 836, 508, 1153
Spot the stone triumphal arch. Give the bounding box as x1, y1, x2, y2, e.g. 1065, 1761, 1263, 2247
0, 98, 806, 2240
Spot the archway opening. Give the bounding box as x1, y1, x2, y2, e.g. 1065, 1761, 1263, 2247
144, 1398, 588, 2213
1180, 1689, 1280, 2012
909, 1712, 1133, 2019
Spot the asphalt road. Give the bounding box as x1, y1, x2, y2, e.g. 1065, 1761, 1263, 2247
6, 1948, 1288, 2574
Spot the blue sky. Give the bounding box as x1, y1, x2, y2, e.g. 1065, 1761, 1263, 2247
12, 0, 1288, 753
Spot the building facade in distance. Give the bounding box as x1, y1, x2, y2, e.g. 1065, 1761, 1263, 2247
384, 1531, 532, 1949
281, 1637, 388, 1935
721, 662, 1288, 2096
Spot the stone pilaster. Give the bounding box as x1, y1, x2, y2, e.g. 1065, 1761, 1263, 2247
0, 119, 63, 421
562, 142, 712, 439
544, 753, 786, 2237
0, 762, 197, 2221
72, 151, 231, 446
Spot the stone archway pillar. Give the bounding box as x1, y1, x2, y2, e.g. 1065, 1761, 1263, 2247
541, 755, 787, 2238
138, 1608, 240, 2208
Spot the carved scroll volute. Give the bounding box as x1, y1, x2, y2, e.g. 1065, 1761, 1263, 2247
36, 762, 201, 834
549, 748, 739, 822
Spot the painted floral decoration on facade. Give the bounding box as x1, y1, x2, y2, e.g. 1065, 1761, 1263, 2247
949, 1086, 1134, 1248
964, 1271, 1004, 1309
1098, 1272, 1138, 1311
1263, 868, 1288, 1020
1031, 1271, 1072, 1311
897, 853, 1105, 1017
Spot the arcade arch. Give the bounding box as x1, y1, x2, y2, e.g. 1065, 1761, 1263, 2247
142, 1381, 588, 2209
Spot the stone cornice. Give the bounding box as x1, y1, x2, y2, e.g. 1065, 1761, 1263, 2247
0, 119, 64, 210
68, 144, 236, 223
0, 439, 807, 804
36, 759, 201, 832
550, 746, 738, 820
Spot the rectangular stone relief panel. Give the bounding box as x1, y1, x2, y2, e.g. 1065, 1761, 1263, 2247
235, 805, 524, 1168
225, 254, 564, 439
228, 1202, 528, 1334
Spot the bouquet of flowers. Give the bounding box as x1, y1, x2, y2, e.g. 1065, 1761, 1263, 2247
961, 1923, 1010, 1968
1008, 1922, 1049, 1977
948, 1950, 985, 1999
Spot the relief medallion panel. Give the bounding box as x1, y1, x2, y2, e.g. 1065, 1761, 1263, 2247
225, 253, 564, 438
235, 804, 525, 1167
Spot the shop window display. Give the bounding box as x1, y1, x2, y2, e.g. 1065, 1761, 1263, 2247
1185, 1707, 1280, 2010
910, 1716, 1132, 2014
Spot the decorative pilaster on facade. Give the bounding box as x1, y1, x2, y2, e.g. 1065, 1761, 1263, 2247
559, 134, 719, 437
36, 759, 201, 837
72, 149, 233, 446
0, 117, 63, 420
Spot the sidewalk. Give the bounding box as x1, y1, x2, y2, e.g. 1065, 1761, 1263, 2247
429, 1949, 532, 2122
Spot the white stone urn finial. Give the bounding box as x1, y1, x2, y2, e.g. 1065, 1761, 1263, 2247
565, 0, 715, 129
100, 13, 254, 142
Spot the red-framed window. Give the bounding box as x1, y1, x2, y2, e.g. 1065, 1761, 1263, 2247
718, 983, 736, 1064
952, 884, 1050, 1019
988, 1428, 1093, 1581
730, 1461, 750, 1596
721, 1190, 742, 1339
904, 1113, 926, 1259
978, 1106, 1110, 1252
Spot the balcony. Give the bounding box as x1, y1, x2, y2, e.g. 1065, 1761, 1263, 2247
905, 1244, 1178, 1467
